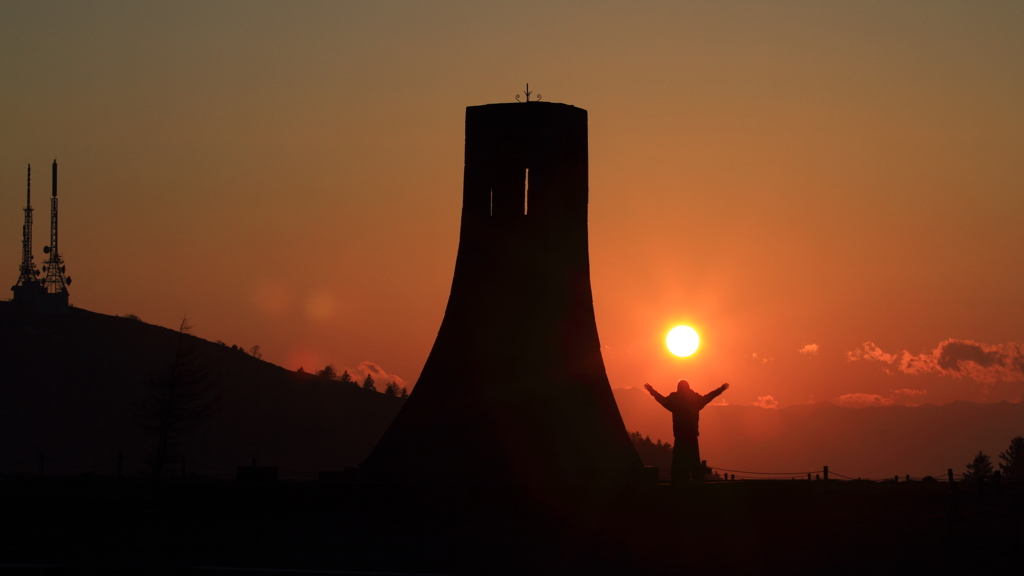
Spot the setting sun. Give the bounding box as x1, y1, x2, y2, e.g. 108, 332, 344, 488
666, 325, 700, 357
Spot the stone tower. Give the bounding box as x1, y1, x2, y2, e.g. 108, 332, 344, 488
364, 101, 642, 484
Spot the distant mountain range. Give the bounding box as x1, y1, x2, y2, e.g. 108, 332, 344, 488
613, 385, 1024, 479
0, 302, 403, 478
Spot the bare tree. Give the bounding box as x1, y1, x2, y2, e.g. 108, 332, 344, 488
140, 315, 221, 477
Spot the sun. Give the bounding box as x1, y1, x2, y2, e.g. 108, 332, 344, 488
667, 325, 700, 357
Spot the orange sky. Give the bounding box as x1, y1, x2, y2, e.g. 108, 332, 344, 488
3, 2, 1024, 418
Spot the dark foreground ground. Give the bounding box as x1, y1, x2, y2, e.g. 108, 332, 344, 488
0, 476, 1019, 575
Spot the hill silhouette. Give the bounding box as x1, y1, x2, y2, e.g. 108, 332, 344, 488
0, 302, 404, 478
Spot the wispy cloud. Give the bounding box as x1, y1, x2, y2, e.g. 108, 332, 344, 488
754, 395, 778, 409
752, 352, 771, 364
846, 339, 1024, 383
836, 393, 894, 407
893, 388, 927, 396
846, 341, 898, 364
343, 361, 407, 390
798, 344, 819, 355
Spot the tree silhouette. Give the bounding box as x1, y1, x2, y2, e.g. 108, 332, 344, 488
400, 387, 409, 398
999, 436, 1024, 481
964, 451, 994, 482
629, 431, 673, 472
339, 370, 354, 385
384, 380, 401, 396
316, 364, 338, 380
247, 345, 262, 359
362, 374, 376, 391
140, 316, 221, 477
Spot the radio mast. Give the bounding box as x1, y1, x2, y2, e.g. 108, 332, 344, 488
41, 159, 71, 304
11, 164, 44, 301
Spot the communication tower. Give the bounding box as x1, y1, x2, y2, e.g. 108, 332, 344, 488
11, 164, 46, 304
40, 159, 71, 307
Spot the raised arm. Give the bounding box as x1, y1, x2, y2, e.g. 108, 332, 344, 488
701, 383, 730, 407
644, 383, 670, 409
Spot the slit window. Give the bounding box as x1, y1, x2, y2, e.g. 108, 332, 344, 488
524, 168, 529, 215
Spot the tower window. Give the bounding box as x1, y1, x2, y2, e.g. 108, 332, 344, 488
524, 168, 529, 215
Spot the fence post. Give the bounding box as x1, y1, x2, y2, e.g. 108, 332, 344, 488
117, 451, 123, 478
906, 474, 910, 482
895, 475, 898, 483
807, 473, 811, 481
823, 466, 828, 484
947, 468, 958, 518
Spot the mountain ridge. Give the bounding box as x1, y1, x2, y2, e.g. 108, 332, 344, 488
0, 301, 404, 478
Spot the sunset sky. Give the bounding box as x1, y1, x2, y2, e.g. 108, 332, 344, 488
3, 1, 1023, 419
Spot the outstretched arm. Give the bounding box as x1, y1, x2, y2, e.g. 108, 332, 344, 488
702, 383, 730, 406
644, 383, 669, 408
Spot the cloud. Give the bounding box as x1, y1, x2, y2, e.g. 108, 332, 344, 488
343, 361, 407, 390
798, 344, 819, 355
846, 341, 898, 363
893, 388, 927, 396
752, 352, 771, 364
847, 339, 1024, 382
753, 395, 778, 409
837, 393, 894, 407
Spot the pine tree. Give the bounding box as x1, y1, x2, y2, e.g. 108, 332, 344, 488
400, 387, 409, 398
999, 436, 1024, 481
362, 374, 376, 391
339, 370, 354, 385
964, 451, 994, 481
384, 381, 401, 396
316, 364, 338, 380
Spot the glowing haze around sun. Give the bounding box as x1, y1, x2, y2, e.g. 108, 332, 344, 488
666, 326, 700, 357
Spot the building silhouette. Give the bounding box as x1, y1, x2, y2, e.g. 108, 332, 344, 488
11, 160, 71, 311
364, 99, 643, 483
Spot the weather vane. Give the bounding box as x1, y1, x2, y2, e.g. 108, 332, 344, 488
515, 83, 541, 103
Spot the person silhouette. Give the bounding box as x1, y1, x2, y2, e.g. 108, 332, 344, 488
644, 380, 729, 483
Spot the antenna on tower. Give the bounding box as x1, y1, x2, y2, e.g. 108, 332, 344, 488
41, 159, 71, 305
11, 164, 45, 304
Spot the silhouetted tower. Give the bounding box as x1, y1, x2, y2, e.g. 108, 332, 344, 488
365, 96, 643, 484
11, 164, 46, 304
41, 160, 71, 307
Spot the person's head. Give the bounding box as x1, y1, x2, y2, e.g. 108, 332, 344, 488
676, 379, 691, 393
